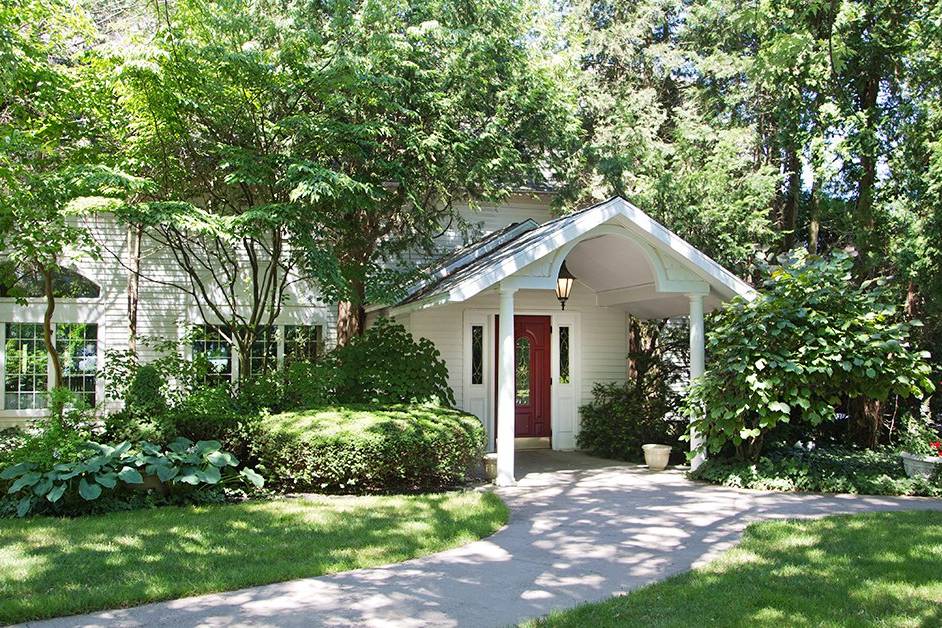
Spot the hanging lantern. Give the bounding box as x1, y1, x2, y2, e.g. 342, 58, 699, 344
555, 261, 575, 310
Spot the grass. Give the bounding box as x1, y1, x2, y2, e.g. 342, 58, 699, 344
0, 490, 507, 625
527, 511, 942, 628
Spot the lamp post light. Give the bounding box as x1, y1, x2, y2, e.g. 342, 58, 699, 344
555, 261, 575, 310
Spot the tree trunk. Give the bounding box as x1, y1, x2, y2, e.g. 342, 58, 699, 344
337, 276, 366, 346
42, 268, 63, 388
780, 146, 801, 251
848, 396, 882, 448
854, 72, 881, 273
127, 224, 142, 353
808, 173, 821, 255
627, 315, 641, 384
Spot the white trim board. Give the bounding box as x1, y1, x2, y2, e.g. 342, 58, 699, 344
461, 307, 581, 452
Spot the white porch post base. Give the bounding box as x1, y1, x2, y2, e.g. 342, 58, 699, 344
688, 293, 706, 471
496, 286, 517, 486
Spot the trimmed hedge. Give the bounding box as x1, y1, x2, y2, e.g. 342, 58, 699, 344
249, 405, 486, 493
691, 446, 942, 497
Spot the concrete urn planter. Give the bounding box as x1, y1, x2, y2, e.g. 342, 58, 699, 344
483, 453, 498, 481
642, 444, 672, 471
900, 451, 942, 479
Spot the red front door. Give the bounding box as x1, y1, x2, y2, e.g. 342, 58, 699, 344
495, 315, 551, 438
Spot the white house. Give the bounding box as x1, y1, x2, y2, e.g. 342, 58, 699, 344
0, 194, 753, 484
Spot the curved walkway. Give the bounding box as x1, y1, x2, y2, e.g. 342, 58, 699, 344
27, 451, 942, 628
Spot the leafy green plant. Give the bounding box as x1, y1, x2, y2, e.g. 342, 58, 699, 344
686, 250, 935, 460
331, 319, 455, 405
1, 438, 263, 517
691, 445, 942, 496
250, 405, 483, 493
578, 379, 684, 462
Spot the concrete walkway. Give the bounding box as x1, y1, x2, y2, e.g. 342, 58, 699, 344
26, 451, 942, 628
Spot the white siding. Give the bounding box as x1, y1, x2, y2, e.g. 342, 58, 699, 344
0, 212, 336, 425
400, 281, 628, 449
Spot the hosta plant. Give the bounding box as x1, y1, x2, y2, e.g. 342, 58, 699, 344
1, 438, 264, 517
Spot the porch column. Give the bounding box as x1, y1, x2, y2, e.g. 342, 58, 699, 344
496, 285, 517, 486
688, 293, 706, 470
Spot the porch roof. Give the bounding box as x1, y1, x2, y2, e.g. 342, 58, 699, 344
375, 196, 756, 318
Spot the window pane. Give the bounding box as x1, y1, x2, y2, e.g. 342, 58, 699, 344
56, 323, 98, 405
248, 326, 277, 376
559, 326, 570, 384
192, 325, 232, 387
471, 325, 483, 385
0, 263, 100, 298
5, 323, 48, 409
515, 337, 530, 406
284, 325, 323, 366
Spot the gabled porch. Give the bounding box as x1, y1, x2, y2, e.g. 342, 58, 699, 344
371, 197, 755, 485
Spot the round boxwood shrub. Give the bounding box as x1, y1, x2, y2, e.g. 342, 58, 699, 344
249, 405, 485, 493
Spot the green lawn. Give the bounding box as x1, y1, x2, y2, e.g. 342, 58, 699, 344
528, 511, 942, 628
0, 491, 507, 625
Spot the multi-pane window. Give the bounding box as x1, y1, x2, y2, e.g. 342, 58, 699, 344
56, 323, 98, 405
248, 326, 277, 376
4, 323, 48, 410
192, 325, 232, 387
515, 337, 530, 405
471, 325, 483, 385
284, 325, 324, 366
559, 326, 570, 384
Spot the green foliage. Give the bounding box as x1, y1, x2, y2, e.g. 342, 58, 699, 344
279, 361, 339, 409
3, 416, 93, 469
577, 378, 683, 463
161, 387, 257, 459
691, 446, 942, 497
686, 249, 935, 460
330, 319, 455, 405
0, 438, 263, 517
125, 364, 168, 416
250, 405, 485, 493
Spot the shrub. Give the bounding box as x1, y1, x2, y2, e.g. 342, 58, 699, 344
0, 438, 263, 517
162, 387, 257, 458
331, 319, 455, 405
686, 249, 935, 460
3, 417, 92, 468
0, 428, 26, 465
125, 364, 169, 416
250, 405, 485, 493
280, 360, 339, 409
578, 380, 684, 462
691, 445, 942, 497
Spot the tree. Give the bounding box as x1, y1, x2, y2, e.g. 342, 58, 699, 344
686, 250, 934, 459
0, 0, 101, 388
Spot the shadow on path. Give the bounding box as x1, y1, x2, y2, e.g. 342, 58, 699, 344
26, 451, 942, 628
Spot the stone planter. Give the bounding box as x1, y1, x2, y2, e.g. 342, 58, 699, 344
642, 444, 672, 471
483, 453, 498, 481
900, 451, 942, 479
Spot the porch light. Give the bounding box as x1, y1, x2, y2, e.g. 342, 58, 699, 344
555, 261, 575, 310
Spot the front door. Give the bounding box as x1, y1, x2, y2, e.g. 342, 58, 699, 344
495, 315, 551, 438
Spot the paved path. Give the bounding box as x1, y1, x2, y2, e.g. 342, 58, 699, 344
26, 451, 942, 628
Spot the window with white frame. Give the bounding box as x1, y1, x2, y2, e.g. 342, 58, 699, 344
248, 326, 277, 376
4, 323, 48, 410
56, 323, 98, 405
193, 323, 326, 383
1, 322, 100, 411
284, 325, 324, 366
192, 325, 233, 387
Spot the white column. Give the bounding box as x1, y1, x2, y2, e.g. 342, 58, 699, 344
688, 293, 706, 470
496, 286, 517, 486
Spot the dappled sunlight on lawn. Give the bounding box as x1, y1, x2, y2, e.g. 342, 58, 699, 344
0, 491, 507, 625
533, 511, 942, 628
